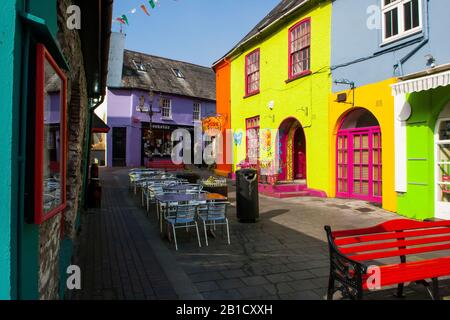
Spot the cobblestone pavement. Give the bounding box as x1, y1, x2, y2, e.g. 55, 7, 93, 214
70, 168, 450, 300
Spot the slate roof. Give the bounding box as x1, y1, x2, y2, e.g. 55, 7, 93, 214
118, 49, 216, 101
213, 0, 308, 66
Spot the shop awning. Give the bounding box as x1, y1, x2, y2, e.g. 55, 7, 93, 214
92, 114, 110, 133
391, 70, 450, 96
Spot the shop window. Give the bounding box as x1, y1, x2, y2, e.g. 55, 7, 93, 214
382, 0, 422, 44
289, 18, 311, 80
34, 44, 67, 224
245, 49, 260, 96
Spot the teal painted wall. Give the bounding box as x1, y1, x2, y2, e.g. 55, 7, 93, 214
0, 0, 22, 300
397, 87, 450, 220
0, 0, 60, 300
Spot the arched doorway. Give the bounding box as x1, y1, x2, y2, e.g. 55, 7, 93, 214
336, 109, 382, 203
278, 118, 306, 182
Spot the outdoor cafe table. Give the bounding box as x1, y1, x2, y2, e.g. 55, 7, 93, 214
155, 193, 228, 238
162, 184, 197, 193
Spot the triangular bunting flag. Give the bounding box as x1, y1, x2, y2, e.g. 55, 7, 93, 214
121, 14, 129, 25
116, 17, 126, 25
140, 4, 150, 16
149, 0, 156, 9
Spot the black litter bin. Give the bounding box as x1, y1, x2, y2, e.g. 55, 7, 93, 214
236, 169, 259, 222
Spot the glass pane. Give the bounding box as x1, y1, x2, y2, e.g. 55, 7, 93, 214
354, 151, 361, 164
385, 8, 399, 38
354, 166, 360, 179
43, 59, 63, 214
439, 120, 450, 140
404, 0, 420, 30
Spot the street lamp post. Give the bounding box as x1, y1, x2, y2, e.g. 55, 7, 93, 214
139, 90, 161, 164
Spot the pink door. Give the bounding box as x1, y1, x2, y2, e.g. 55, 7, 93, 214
336, 127, 382, 203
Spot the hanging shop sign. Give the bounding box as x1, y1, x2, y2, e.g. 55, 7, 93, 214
202, 115, 225, 132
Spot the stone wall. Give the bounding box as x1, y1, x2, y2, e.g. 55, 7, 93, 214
38, 0, 89, 299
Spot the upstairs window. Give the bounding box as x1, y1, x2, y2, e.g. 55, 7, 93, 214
289, 18, 311, 80
161, 98, 172, 119
132, 59, 147, 72
245, 49, 260, 96
382, 0, 422, 43
172, 68, 185, 78
193, 102, 201, 121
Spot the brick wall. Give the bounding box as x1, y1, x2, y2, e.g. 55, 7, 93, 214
38, 0, 89, 299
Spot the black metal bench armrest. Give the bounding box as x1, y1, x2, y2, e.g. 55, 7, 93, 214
324, 226, 368, 289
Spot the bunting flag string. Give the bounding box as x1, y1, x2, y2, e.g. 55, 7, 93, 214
114, 0, 178, 26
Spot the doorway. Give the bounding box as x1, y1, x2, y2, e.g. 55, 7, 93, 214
336, 109, 382, 203
278, 118, 306, 182
112, 127, 127, 167
435, 105, 450, 220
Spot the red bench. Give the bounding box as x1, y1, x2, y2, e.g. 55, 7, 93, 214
146, 159, 185, 171
325, 219, 450, 300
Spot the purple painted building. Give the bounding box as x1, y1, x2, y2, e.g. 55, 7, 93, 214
105, 38, 216, 167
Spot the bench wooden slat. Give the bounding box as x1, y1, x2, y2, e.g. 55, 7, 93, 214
332, 219, 450, 238
339, 234, 450, 255
350, 242, 450, 261
335, 227, 450, 246
362, 257, 450, 289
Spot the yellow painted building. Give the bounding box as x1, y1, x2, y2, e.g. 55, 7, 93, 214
328, 79, 397, 212
227, 1, 333, 196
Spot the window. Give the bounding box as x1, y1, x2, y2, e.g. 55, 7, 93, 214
193, 102, 201, 121
132, 59, 147, 72
246, 116, 260, 164
172, 68, 185, 78
34, 44, 68, 224
245, 49, 260, 96
382, 0, 422, 43
289, 18, 311, 80
161, 98, 172, 119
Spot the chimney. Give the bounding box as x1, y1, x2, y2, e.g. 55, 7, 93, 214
107, 32, 126, 87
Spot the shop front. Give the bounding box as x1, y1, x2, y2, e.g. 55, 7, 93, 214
141, 123, 194, 166
329, 78, 397, 212
393, 69, 450, 220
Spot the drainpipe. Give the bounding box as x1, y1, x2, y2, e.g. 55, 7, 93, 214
81, 95, 105, 210
395, 0, 430, 76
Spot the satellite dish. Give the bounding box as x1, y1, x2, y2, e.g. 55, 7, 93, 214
398, 102, 412, 121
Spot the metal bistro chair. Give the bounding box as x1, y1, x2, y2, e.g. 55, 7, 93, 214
198, 202, 231, 246
165, 203, 202, 251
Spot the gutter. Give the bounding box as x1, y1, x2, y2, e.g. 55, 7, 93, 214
212, 0, 311, 67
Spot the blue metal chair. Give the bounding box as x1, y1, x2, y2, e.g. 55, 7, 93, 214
198, 202, 231, 246
165, 204, 202, 251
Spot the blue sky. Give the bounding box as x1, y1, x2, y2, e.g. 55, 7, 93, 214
112, 0, 280, 67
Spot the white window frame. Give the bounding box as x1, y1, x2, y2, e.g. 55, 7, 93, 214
193, 102, 201, 122
161, 98, 172, 120
381, 0, 423, 45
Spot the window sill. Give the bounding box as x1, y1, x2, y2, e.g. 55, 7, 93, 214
161, 117, 173, 121
285, 70, 312, 83
243, 90, 260, 99
379, 29, 423, 49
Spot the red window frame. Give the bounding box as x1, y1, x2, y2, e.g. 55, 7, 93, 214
245, 49, 260, 97
34, 44, 68, 224
288, 18, 311, 80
